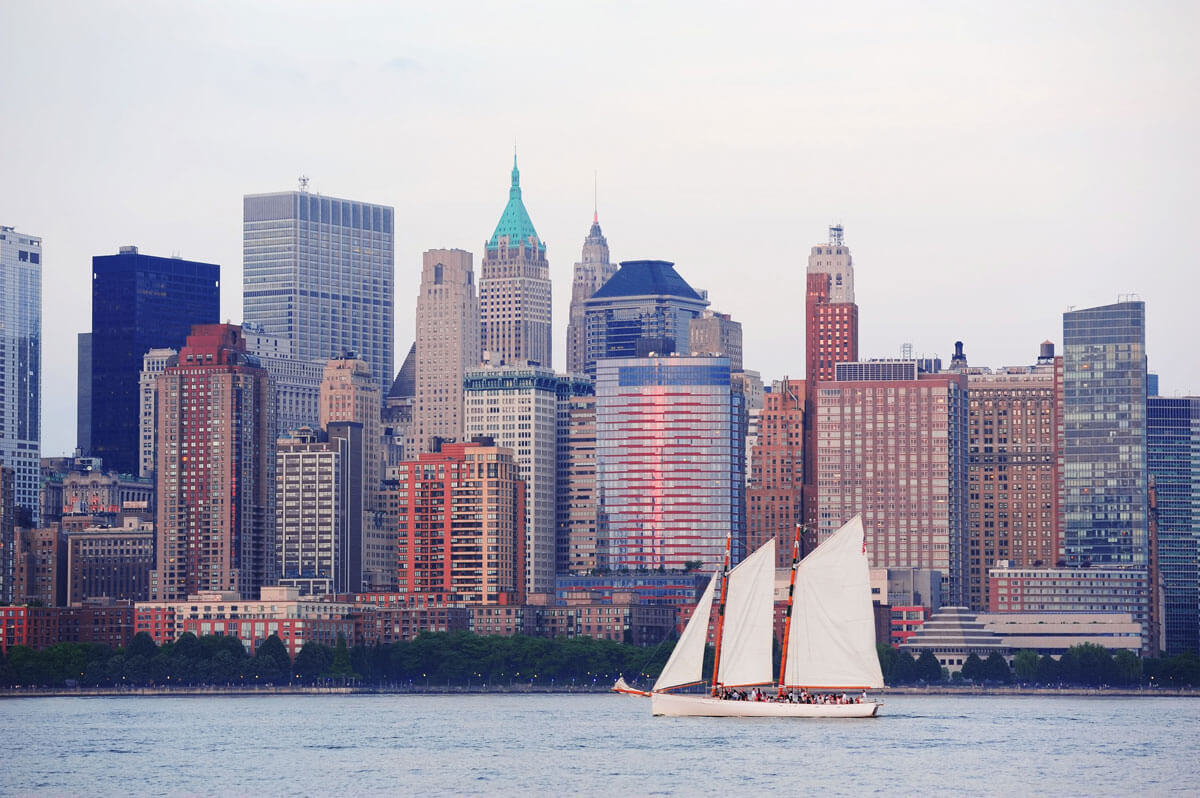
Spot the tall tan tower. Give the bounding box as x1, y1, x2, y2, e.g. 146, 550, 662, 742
411, 249, 480, 454
479, 155, 552, 367
151, 324, 276, 600
565, 213, 615, 374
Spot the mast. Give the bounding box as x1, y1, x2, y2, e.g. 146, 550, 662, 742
709, 529, 733, 695
777, 523, 802, 695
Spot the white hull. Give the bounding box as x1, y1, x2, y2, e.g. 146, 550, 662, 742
650, 692, 880, 718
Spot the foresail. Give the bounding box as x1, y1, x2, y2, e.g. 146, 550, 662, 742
784, 515, 885, 689
716, 539, 775, 687
653, 571, 719, 692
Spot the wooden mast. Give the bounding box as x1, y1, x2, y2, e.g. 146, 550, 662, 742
709, 529, 733, 696
777, 523, 802, 695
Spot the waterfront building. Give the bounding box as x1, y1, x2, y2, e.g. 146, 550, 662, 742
242, 323, 325, 439
353, 592, 472, 644
566, 213, 617, 375
13, 525, 66, 606
82, 245, 220, 475
243, 187, 395, 393
532, 591, 678, 645
276, 427, 345, 596
138, 348, 177, 479
582, 260, 708, 379
595, 354, 745, 571
479, 156, 551, 367
964, 343, 1060, 610
0, 467, 12, 603
553, 571, 711, 607
412, 248, 480, 454
464, 365, 591, 593
0, 226, 42, 524
747, 378, 805, 567
1147, 396, 1200, 655
0, 602, 136, 654
150, 324, 276, 601
560, 394, 598, 574
393, 440, 526, 605
135, 586, 362, 656
66, 516, 154, 605
814, 362, 970, 605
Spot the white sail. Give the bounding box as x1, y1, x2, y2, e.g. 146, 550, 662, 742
716, 539, 776, 687
653, 571, 719, 692
784, 515, 884, 689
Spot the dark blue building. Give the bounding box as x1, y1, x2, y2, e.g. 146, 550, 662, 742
80, 246, 219, 475
1148, 396, 1200, 654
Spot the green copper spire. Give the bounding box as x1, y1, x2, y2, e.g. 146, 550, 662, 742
488, 153, 544, 251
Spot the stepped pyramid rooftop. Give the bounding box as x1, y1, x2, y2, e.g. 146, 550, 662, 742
487, 154, 544, 252
590, 259, 704, 302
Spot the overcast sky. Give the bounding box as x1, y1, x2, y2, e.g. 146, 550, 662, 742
3, 0, 1197, 457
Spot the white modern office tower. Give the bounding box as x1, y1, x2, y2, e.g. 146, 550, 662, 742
0, 226, 41, 525
138, 348, 177, 479
464, 364, 588, 594
243, 187, 395, 393
412, 249, 480, 454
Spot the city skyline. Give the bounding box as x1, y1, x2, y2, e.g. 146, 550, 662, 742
1, 2, 1197, 458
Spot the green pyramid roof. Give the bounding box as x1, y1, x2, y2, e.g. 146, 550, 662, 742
488, 155, 544, 251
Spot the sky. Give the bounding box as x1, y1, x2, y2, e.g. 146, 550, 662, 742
2, 0, 1197, 457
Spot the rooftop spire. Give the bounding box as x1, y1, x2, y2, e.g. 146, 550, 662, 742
510, 150, 521, 200
489, 152, 543, 251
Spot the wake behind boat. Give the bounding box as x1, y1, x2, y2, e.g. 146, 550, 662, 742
614, 515, 884, 718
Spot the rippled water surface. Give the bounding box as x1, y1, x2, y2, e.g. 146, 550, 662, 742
2, 693, 1197, 796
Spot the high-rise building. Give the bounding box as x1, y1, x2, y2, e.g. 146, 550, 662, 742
384, 343, 416, 466
559, 394, 598, 574
138, 348, 177, 479
0, 467, 14, 603
689, 310, 743, 371
566, 214, 617, 375
394, 440, 525, 605
479, 156, 551, 367
747, 379, 805, 568
1062, 300, 1149, 567
276, 427, 345, 596
243, 188, 395, 393
66, 515, 155, 605
595, 354, 745, 572
964, 344, 1060, 610
582, 260, 709, 379
463, 364, 591, 593
412, 249, 480, 453
815, 363, 970, 605
13, 526, 66, 606
1147, 395, 1200, 655
150, 324, 276, 601
243, 323, 325, 439
0, 226, 42, 524
319, 356, 389, 589
83, 245, 220, 475
805, 225, 858, 383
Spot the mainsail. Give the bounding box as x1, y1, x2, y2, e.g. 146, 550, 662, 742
783, 515, 885, 689
716, 538, 776, 687
653, 570, 719, 691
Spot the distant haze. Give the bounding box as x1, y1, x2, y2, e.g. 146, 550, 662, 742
2, 1, 1196, 456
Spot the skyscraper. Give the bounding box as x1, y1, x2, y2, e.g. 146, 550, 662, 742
805, 225, 858, 383
276, 426, 345, 596
83, 246, 220, 475
689, 310, 743, 371
595, 354, 745, 572
566, 214, 616, 374
412, 249, 480, 454
479, 156, 552, 367
243, 188, 395, 393
815, 363, 970, 605
1147, 395, 1200, 655
1061, 300, 1149, 567
582, 260, 709, 378
747, 379, 805, 568
242, 322, 325, 439
0, 226, 41, 524
151, 324, 276, 601
137, 347, 178, 480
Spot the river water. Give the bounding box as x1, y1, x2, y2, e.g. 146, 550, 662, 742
2, 693, 1196, 796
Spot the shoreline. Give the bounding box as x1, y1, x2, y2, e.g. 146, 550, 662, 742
2, 684, 1198, 699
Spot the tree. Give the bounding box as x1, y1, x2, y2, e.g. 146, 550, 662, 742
876, 644, 898, 684
126, 632, 158, 660
326, 634, 358, 683
1113, 649, 1142, 686
890, 650, 919, 684
293, 642, 334, 683
1012, 650, 1040, 683
249, 635, 291, 684
916, 650, 943, 683
983, 651, 1012, 684
959, 653, 984, 683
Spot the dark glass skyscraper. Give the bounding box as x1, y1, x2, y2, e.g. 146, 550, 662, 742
1148, 396, 1200, 654
83, 246, 219, 475
1061, 300, 1148, 567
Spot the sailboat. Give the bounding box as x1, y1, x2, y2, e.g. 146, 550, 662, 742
615, 515, 884, 718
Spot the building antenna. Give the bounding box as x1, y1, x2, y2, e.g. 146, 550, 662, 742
298, 175, 310, 193
594, 170, 598, 223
